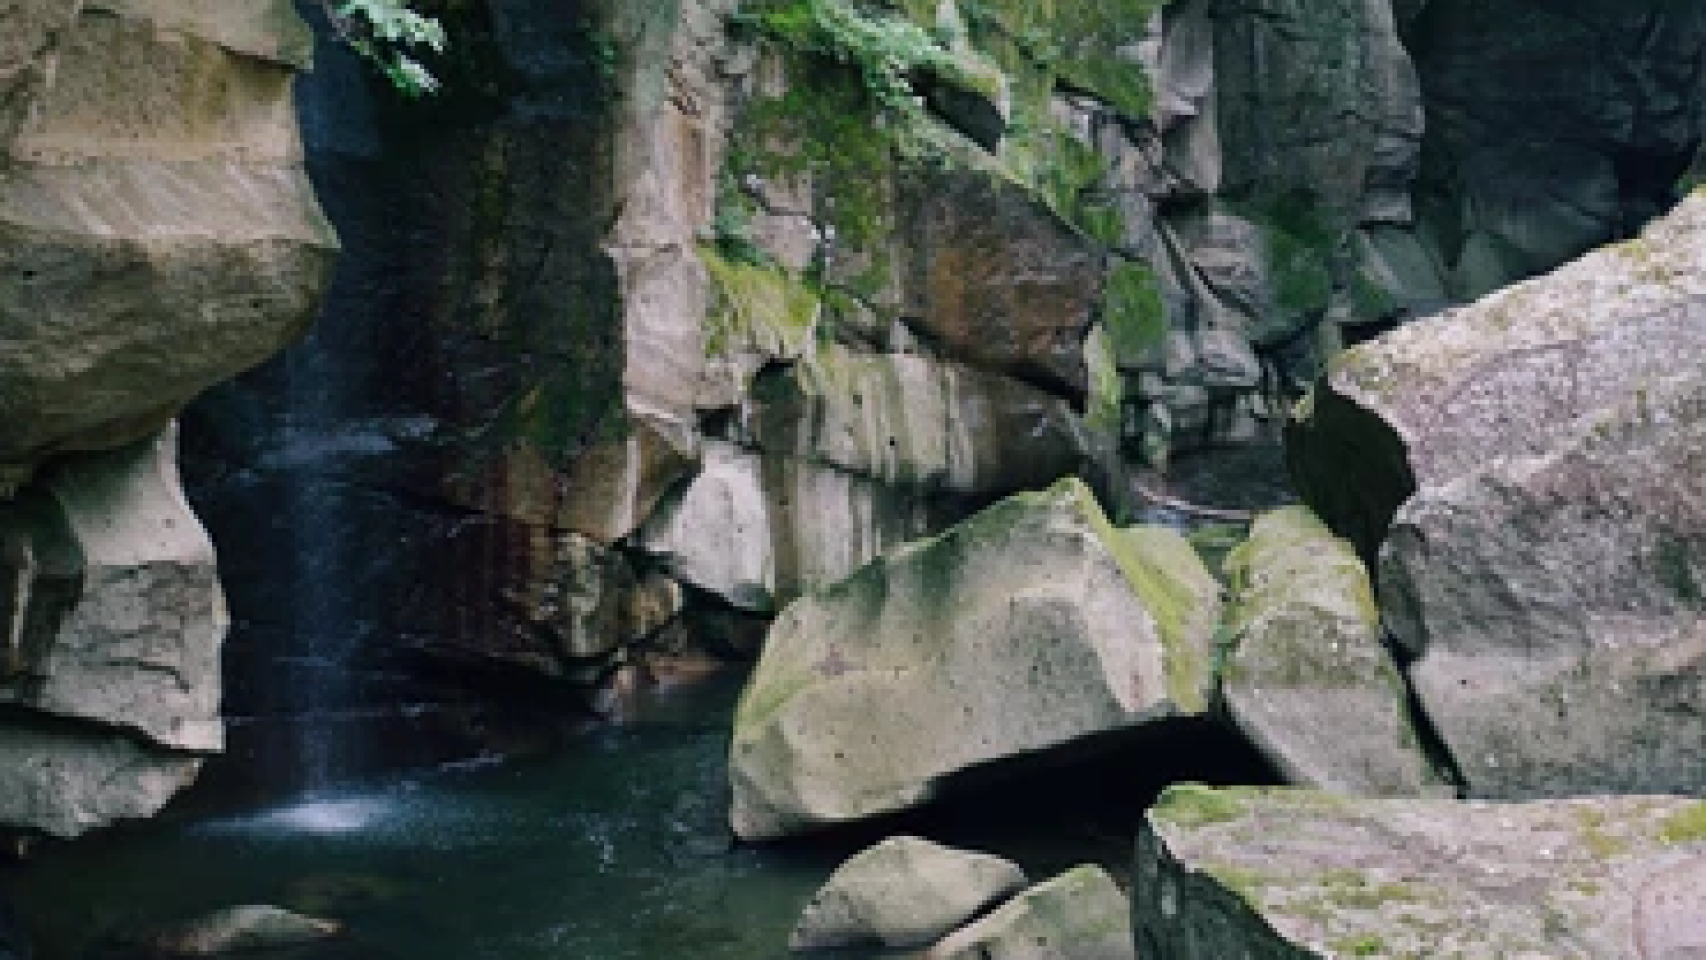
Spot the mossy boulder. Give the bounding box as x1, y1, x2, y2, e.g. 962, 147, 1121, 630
929, 865, 1133, 960
1136, 786, 1706, 958
1218, 506, 1442, 797
728, 477, 1218, 839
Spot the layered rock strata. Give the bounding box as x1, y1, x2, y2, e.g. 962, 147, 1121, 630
0, 0, 335, 835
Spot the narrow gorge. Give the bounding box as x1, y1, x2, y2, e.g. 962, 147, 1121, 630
0, 0, 1701, 957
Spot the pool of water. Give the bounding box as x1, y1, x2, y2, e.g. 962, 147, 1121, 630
0, 645, 1278, 959
1, 674, 846, 960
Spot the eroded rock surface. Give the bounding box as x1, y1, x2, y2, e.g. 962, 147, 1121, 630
0, 0, 331, 835
1136, 786, 1706, 959
728, 478, 1218, 839
0, 0, 336, 488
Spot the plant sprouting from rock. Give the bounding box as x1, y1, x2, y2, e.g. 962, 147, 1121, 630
321, 0, 446, 96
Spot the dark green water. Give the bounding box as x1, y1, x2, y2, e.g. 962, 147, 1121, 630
0, 675, 838, 960
1, 668, 1230, 960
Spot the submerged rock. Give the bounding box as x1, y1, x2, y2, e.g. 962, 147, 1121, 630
928, 865, 1133, 960
790, 836, 1026, 952
145, 905, 341, 957
1219, 506, 1443, 797
728, 477, 1218, 839
1135, 785, 1706, 958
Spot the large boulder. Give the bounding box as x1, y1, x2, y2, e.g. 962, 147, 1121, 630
1288, 191, 1706, 563
1288, 193, 1706, 799
1135, 785, 1706, 958
728, 477, 1219, 839
790, 836, 1027, 952
0, 0, 336, 489
1219, 506, 1443, 796
1386, 371, 1706, 798
929, 865, 1134, 960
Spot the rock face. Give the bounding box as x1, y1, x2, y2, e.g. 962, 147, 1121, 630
0, 0, 332, 835
790, 836, 1027, 952
0, 429, 226, 753
1135, 785, 1706, 959
1219, 506, 1442, 797
0, 0, 335, 489
728, 477, 1218, 839
929, 865, 1134, 960
1290, 194, 1706, 799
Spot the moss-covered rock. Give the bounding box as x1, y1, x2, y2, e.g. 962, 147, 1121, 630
1219, 506, 1443, 796
1136, 787, 1706, 958
728, 476, 1217, 839
930, 864, 1133, 960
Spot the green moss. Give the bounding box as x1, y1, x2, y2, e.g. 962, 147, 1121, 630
1658, 801, 1706, 844
1150, 782, 1251, 829
700, 244, 820, 358
1334, 935, 1387, 956
958, 0, 1161, 120
1102, 258, 1167, 367
1083, 324, 1124, 438
1074, 489, 1216, 710
1574, 805, 1628, 859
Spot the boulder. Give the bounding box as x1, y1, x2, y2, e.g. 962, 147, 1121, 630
1135, 785, 1706, 958
728, 477, 1219, 839
1288, 191, 1706, 563
0, 717, 201, 838
1386, 371, 1706, 798
0, 428, 225, 753
0, 0, 336, 486
790, 836, 1027, 952
929, 865, 1133, 960
1287, 193, 1706, 798
1220, 506, 1443, 797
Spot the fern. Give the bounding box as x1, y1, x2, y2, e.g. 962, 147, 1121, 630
321, 0, 446, 96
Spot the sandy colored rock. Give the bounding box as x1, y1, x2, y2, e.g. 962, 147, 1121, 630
0, 428, 225, 753
0, 717, 201, 838
790, 836, 1026, 952
0, 0, 336, 483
